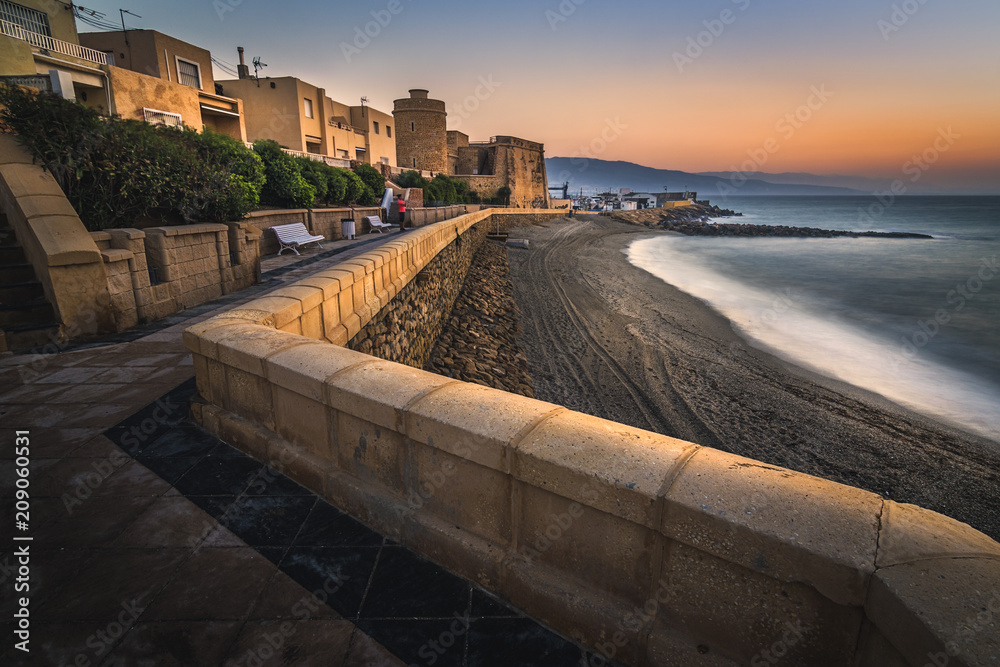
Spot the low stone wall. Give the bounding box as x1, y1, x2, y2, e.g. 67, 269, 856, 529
250, 207, 385, 254
91, 221, 260, 329
184, 210, 999, 666
407, 205, 487, 228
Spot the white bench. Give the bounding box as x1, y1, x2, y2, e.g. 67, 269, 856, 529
272, 223, 324, 255
365, 215, 393, 234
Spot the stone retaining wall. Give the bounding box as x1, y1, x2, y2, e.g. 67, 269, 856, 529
91, 221, 260, 329
348, 223, 487, 367
184, 210, 1000, 666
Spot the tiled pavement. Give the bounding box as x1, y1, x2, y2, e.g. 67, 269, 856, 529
0, 232, 613, 666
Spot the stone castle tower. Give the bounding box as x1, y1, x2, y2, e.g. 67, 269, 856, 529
392, 89, 448, 173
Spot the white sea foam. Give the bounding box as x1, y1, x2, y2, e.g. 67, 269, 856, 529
628, 236, 1000, 442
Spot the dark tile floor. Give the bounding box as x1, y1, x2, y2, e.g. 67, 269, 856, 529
100, 380, 617, 666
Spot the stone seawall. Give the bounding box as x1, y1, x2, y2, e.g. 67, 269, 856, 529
425, 240, 534, 397
184, 210, 1000, 666
348, 223, 487, 367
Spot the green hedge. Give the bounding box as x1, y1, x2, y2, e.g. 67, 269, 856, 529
0, 84, 395, 229
0, 85, 263, 230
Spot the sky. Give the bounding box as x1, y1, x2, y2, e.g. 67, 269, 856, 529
74, 0, 1000, 193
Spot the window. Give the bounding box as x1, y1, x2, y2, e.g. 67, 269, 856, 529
373, 121, 379, 135
411, 122, 415, 132
412, 158, 416, 167
0, 1, 51, 37
303, 98, 314, 119
386, 125, 392, 138
103, 51, 116, 66
175, 57, 201, 89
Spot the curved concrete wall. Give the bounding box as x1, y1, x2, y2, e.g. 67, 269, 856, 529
185, 211, 1000, 666
0, 134, 115, 339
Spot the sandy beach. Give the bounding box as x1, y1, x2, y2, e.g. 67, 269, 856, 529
507, 215, 1000, 540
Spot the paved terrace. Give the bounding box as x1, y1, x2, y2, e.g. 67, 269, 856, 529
0, 230, 611, 666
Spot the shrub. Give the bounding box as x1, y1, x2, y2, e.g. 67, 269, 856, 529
326, 168, 348, 205
355, 162, 386, 198
253, 140, 315, 209
295, 156, 330, 202
192, 129, 264, 221
397, 170, 428, 190
340, 169, 373, 205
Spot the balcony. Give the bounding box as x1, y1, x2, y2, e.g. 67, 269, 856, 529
0, 19, 110, 66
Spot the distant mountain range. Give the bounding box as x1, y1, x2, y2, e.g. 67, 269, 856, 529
545, 157, 877, 197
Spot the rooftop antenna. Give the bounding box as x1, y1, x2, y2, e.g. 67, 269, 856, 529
118, 8, 139, 68
252, 56, 267, 85
360, 96, 368, 116
119, 9, 140, 45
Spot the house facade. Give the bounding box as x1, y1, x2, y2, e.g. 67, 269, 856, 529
78, 29, 245, 140
0, 0, 111, 112
217, 74, 396, 168
0, 2, 246, 140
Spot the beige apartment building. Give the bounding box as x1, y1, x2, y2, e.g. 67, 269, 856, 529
0, 1, 245, 140
217, 73, 397, 167
78, 29, 245, 140
0, 0, 111, 112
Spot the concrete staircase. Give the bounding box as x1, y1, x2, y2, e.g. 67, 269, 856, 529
0, 211, 62, 352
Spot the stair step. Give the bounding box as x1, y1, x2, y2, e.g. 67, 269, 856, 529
0, 281, 44, 303
0, 245, 27, 262
0, 298, 56, 327
1, 322, 62, 352
0, 263, 36, 283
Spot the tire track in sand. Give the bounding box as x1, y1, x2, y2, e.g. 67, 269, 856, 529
516, 218, 670, 433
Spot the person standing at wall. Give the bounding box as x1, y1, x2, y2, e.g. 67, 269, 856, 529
398, 196, 407, 231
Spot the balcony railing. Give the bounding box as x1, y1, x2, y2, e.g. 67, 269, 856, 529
0, 19, 109, 66
142, 108, 183, 129
0, 74, 51, 91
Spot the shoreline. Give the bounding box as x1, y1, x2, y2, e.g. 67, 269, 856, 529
507, 215, 1000, 540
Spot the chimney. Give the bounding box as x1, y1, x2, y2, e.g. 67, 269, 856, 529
237, 46, 250, 80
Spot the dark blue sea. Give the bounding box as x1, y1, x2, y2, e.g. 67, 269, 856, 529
627, 196, 1000, 442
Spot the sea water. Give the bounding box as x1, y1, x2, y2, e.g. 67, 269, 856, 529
627, 196, 1000, 443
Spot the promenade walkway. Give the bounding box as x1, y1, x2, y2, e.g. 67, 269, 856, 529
0, 230, 608, 666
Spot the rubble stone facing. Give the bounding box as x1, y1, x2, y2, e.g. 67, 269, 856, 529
185, 210, 1000, 666
424, 239, 535, 396
346, 222, 487, 367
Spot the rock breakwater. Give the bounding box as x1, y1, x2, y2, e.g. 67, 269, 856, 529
612, 205, 933, 239
425, 240, 534, 397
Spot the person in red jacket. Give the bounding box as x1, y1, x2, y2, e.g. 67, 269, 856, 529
397, 196, 407, 230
